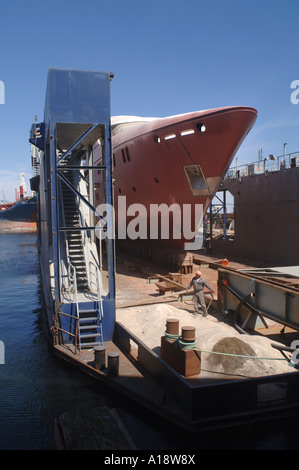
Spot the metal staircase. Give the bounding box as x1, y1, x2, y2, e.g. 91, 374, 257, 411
60, 160, 104, 348
60, 170, 89, 291
77, 301, 103, 349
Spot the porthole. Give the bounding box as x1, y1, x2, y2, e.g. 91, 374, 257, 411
122, 149, 126, 162
119, 188, 122, 193
196, 123, 206, 133
132, 186, 136, 192
125, 147, 131, 162
154, 135, 161, 143
154, 177, 159, 183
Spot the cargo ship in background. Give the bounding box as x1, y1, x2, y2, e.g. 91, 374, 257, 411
93, 106, 257, 263
0, 173, 37, 232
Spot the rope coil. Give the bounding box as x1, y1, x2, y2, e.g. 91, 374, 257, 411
164, 332, 180, 340
164, 332, 295, 366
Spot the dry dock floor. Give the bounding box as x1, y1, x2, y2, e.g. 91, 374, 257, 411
113, 251, 299, 380
56, 251, 299, 386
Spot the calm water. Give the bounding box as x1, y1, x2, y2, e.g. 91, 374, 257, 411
0, 232, 299, 450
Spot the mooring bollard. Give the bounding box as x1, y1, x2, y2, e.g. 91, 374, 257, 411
107, 352, 120, 377
181, 326, 196, 343
165, 318, 179, 337
94, 345, 106, 371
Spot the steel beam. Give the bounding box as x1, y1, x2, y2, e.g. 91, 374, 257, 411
57, 124, 98, 164
57, 170, 106, 223
218, 266, 299, 331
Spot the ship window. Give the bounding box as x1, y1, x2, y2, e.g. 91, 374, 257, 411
180, 129, 195, 136
154, 136, 161, 143
154, 177, 159, 183
125, 147, 131, 162
122, 149, 126, 163
184, 164, 209, 196
113, 153, 116, 167
196, 123, 206, 133
165, 133, 176, 140
119, 188, 122, 193
132, 186, 136, 192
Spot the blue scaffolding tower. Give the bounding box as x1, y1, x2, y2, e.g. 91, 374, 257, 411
30, 68, 116, 348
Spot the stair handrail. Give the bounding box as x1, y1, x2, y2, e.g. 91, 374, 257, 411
59, 162, 80, 313
68, 258, 79, 316
80, 212, 91, 288
58, 174, 69, 294
96, 264, 104, 322
66, 250, 80, 352
61, 189, 78, 303
88, 255, 104, 323
95, 226, 104, 323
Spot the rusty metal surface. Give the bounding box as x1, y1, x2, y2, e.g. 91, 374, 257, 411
161, 336, 201, 377
212, 166, 299, 266
218, 265, 299, 331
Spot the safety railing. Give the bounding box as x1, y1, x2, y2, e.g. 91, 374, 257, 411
225, 150, 299, 180
88, 257, 104, 321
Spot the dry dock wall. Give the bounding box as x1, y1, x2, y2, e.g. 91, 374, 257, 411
212, 166, 299, 266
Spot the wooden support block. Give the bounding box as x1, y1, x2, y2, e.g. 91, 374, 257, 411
156, 281, 175, 294
169, 272, 182, 283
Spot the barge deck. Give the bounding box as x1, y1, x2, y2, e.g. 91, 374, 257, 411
53, 251, 299, 434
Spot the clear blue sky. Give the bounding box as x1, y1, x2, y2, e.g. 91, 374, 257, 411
0, 0, 298, 201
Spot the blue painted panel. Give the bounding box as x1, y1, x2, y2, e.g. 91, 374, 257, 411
44, 68, 111, 125
59, 298, 115, 344
102, 297, 116, 341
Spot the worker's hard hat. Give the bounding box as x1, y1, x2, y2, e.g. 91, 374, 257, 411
196, 270, 202, 277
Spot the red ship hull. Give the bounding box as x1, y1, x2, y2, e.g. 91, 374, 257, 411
0, 219, 36, 233
94, 106, 257, 250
